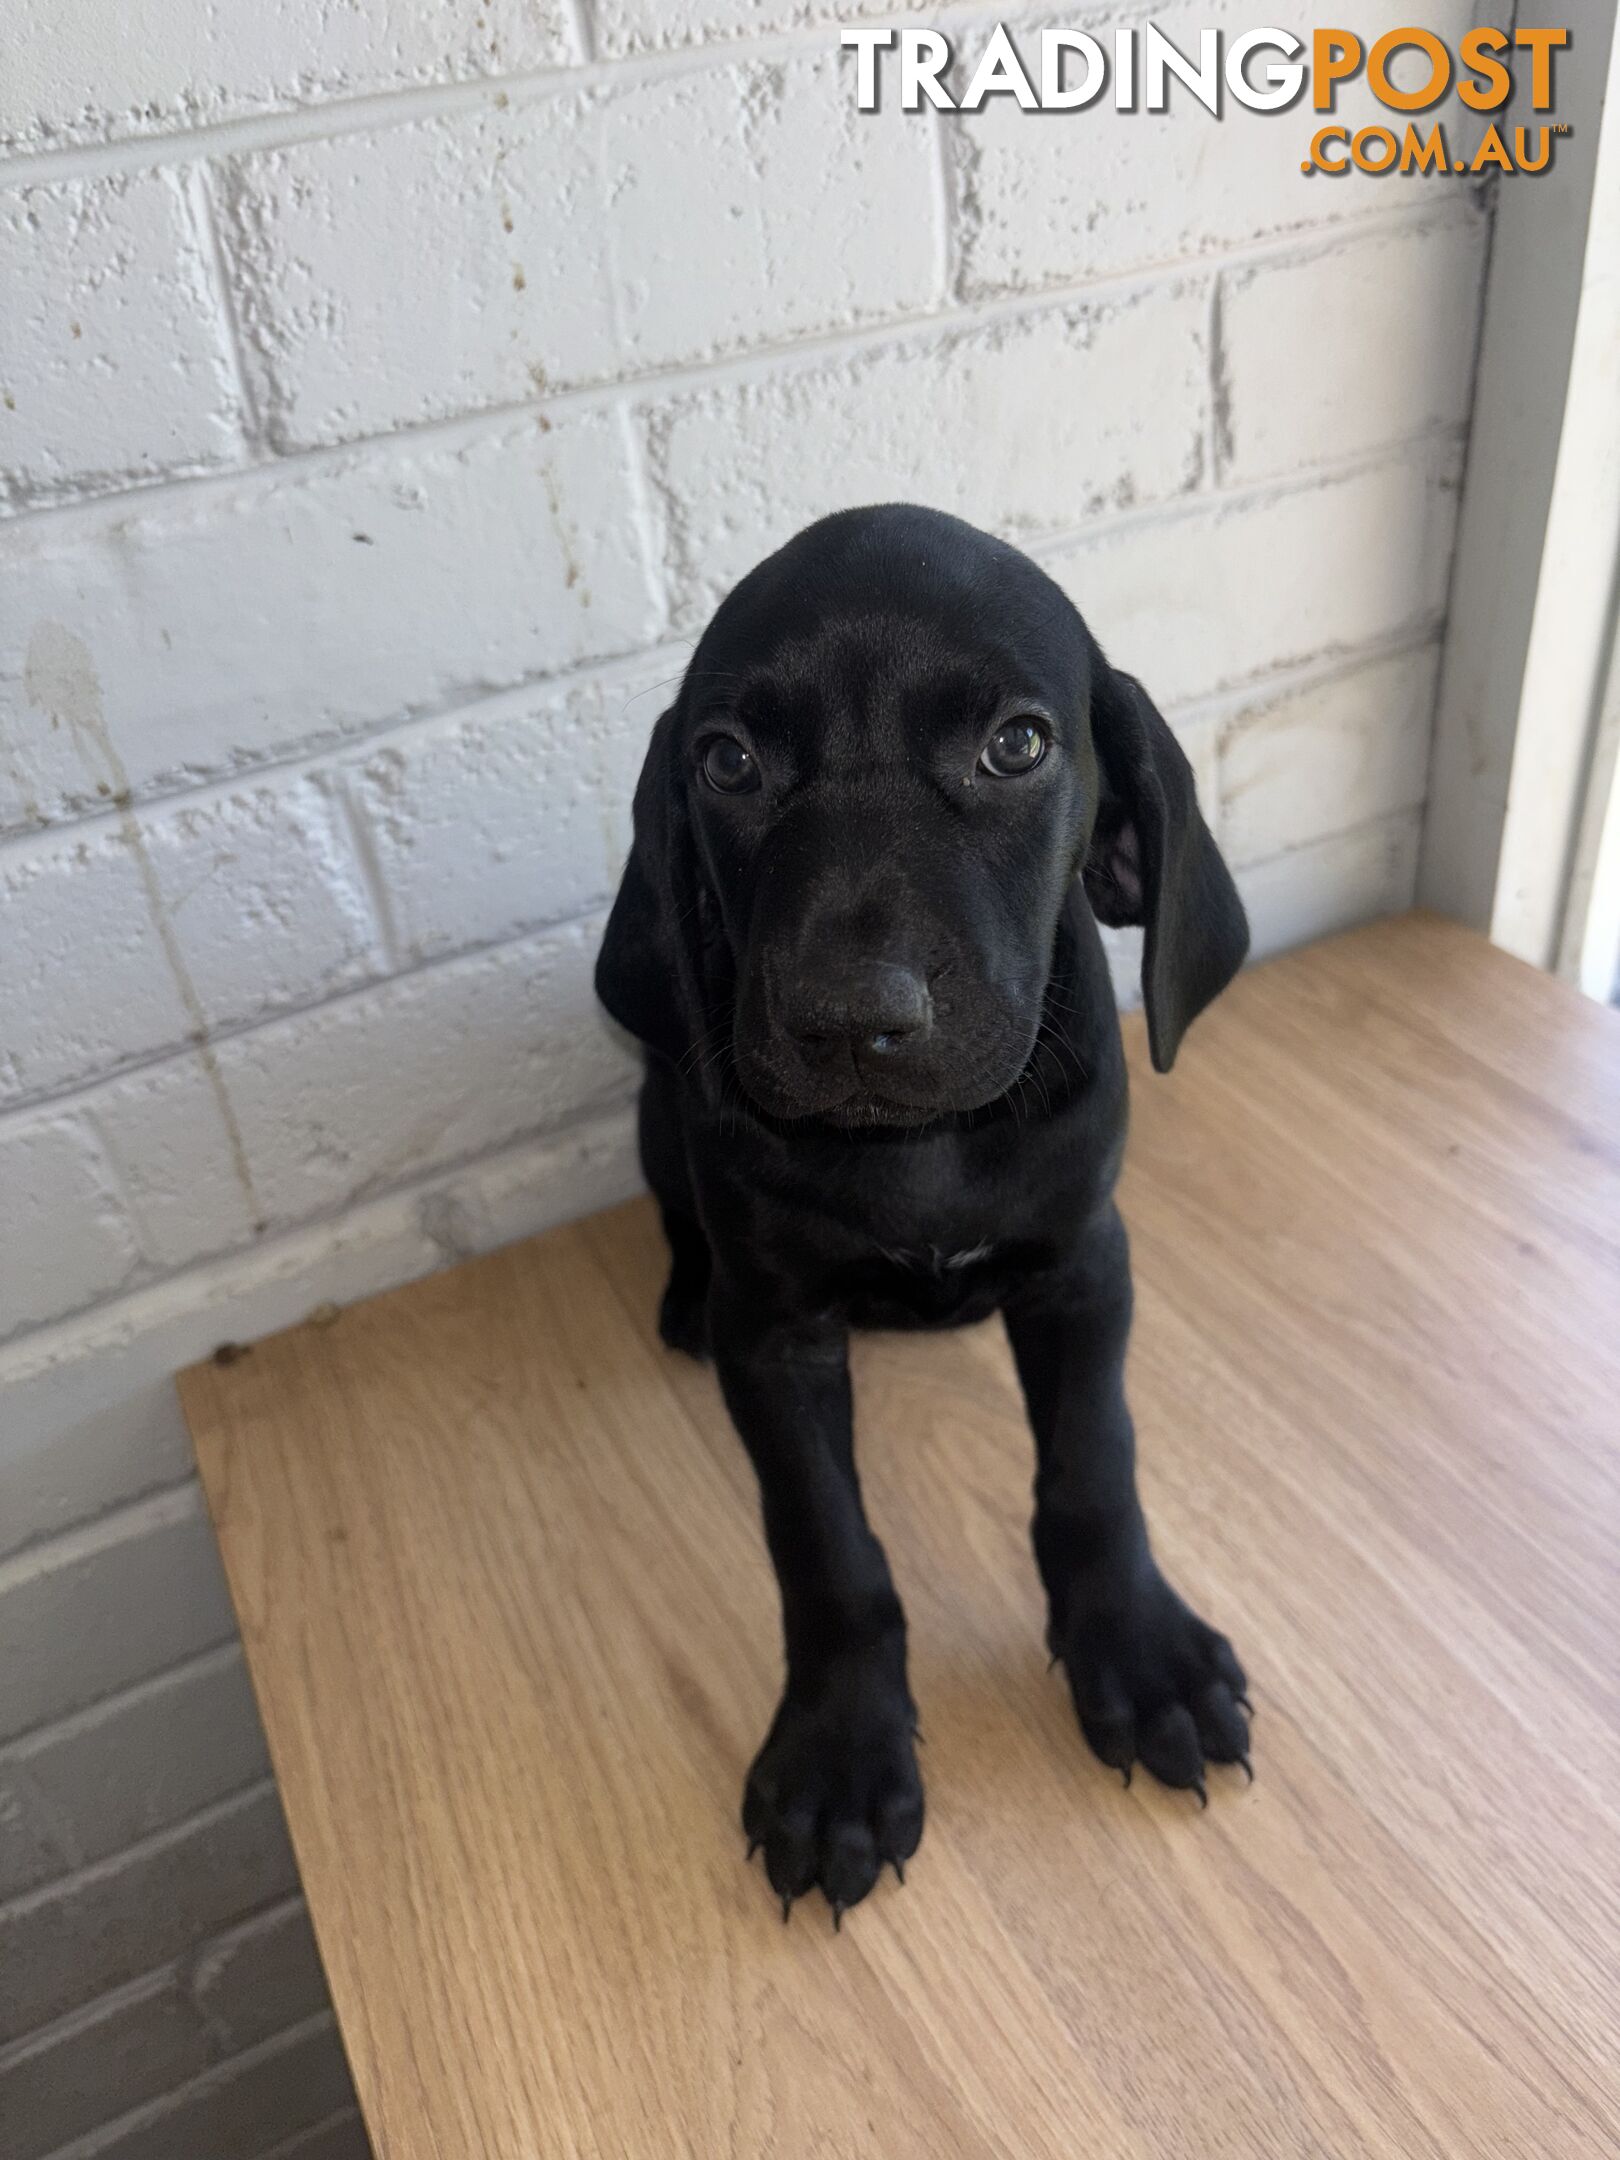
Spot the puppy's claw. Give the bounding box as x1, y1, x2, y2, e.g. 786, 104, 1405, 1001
781, 1893, 794, 1925
890, 1856, 906, 1885
1047, 1651, 1062, 1674
831, 1901, 845, 1933
746, 1836, 761, 1862
1191, 1777, 1209, 1811
1120, 1766, 1132, 1790
1234, 1693, 1254, 1717
1236, 1754, 1254, 1785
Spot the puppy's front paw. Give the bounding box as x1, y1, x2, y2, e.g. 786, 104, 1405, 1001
1055, 1569, 1251, 1801
742, 1664, 923, 1924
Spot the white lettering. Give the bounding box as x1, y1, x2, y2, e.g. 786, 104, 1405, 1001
1227, 28, 1306, 112
841, 27, 895, 111
901, 29, 954, 111
1041, 29, 1107, 110
960, 24, 1039, 110
1142, 24, 1221, 114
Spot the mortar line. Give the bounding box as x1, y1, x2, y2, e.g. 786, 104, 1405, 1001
0, 636, 698, 857
0, 426, 1465, 934
618, 416, 679, 640
0, 898, 613, 1134
1417, 59, 1513, 839
1206, 275, 1232, 486
0, 1093, 642, 1391
0, 1481, 208, 1598
0, 0, 1074, 186
328, 774, 404, 977
181, 164, 266, 453
562, 0, 597, 68
42, 2012, 338, 2160
0, 1777, 284, 1926
77, 1092, 175, 1282
927, 101, 959, 308
255, 2105, 368, 2160
0, 423, 1464, 863
0, 598, 1454, 1148
1, 190, 1477, 537
0, 1641, 246, 1760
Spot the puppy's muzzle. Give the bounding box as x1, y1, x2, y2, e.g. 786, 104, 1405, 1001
774, 960, 934, 1074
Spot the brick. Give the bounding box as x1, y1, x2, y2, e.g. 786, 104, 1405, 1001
1238, 809, 1422, 962
0, 1970, 210, 2160
0, 1379, 193, 1566
0, 1110, 141, 1339
1219, 218, 1486, 486
142, 775, 384, 1034
596, 53, 939, 373
0, 170, 243, 507
0, 1646, 269, 1899
222, 51, 939, 449
343, 661, 671, 967
217, 915, 635, 1232
0, 1781, 296, 2040
0, 1485, 236, 1745
2, 770, 380, 1116
649, 283, 1208, 622
1044, 456, 1454, 711
0, 0, 579, 151
597, 0, 934, 56
90, 1053, 261, 1270
80, 2017, 356, 2160
194, 1898, 330, 2054
954, 0, 1480, 297
1220, 647, 1438, 867
0, 407, 662, 819
0, 824, 191, 1107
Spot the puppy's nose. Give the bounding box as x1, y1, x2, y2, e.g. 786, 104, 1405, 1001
782, 962, 933, 1062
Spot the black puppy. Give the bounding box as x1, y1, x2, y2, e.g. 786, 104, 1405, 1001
596, 504, 1252, 1923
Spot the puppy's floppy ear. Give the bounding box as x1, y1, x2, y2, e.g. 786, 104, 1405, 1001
1082, 665, 1248, 1073
595, 705, 702, 1063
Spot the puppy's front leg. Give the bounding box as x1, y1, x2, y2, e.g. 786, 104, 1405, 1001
711, 1288, 923, 1920
1005, 1203, 1251, 1800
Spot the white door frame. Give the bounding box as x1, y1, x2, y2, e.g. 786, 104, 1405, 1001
1419, 0, 1620, 1000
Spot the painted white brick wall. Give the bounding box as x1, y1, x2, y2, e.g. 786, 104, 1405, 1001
0, 170, 247, 503
221, 52, 943, 447
0, 7, 1494, 2155
0, 0, 582, 151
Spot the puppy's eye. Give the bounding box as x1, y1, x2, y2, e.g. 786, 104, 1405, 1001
700, 735, 760, 794
979, 719, 1047, 777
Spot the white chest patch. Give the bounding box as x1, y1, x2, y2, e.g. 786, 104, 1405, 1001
883, 1242, 995, 1274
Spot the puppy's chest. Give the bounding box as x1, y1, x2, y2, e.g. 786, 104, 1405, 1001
820, 1160, 1049, 1328
836, 1237, 1020, 1331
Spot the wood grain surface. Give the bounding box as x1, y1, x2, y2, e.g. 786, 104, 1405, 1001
181, 912, 1620, 2159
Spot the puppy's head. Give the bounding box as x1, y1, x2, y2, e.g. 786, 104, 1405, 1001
598, 506, 1247, 1123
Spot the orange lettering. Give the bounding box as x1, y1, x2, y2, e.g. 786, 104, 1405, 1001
1368, 27, 1451, 111
1313, 30, 1362, 110
1458, 27, 1511, 111
1515, 26, 1569, 109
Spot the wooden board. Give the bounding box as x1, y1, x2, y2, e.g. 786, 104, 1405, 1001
181, 912, 1620, 2159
